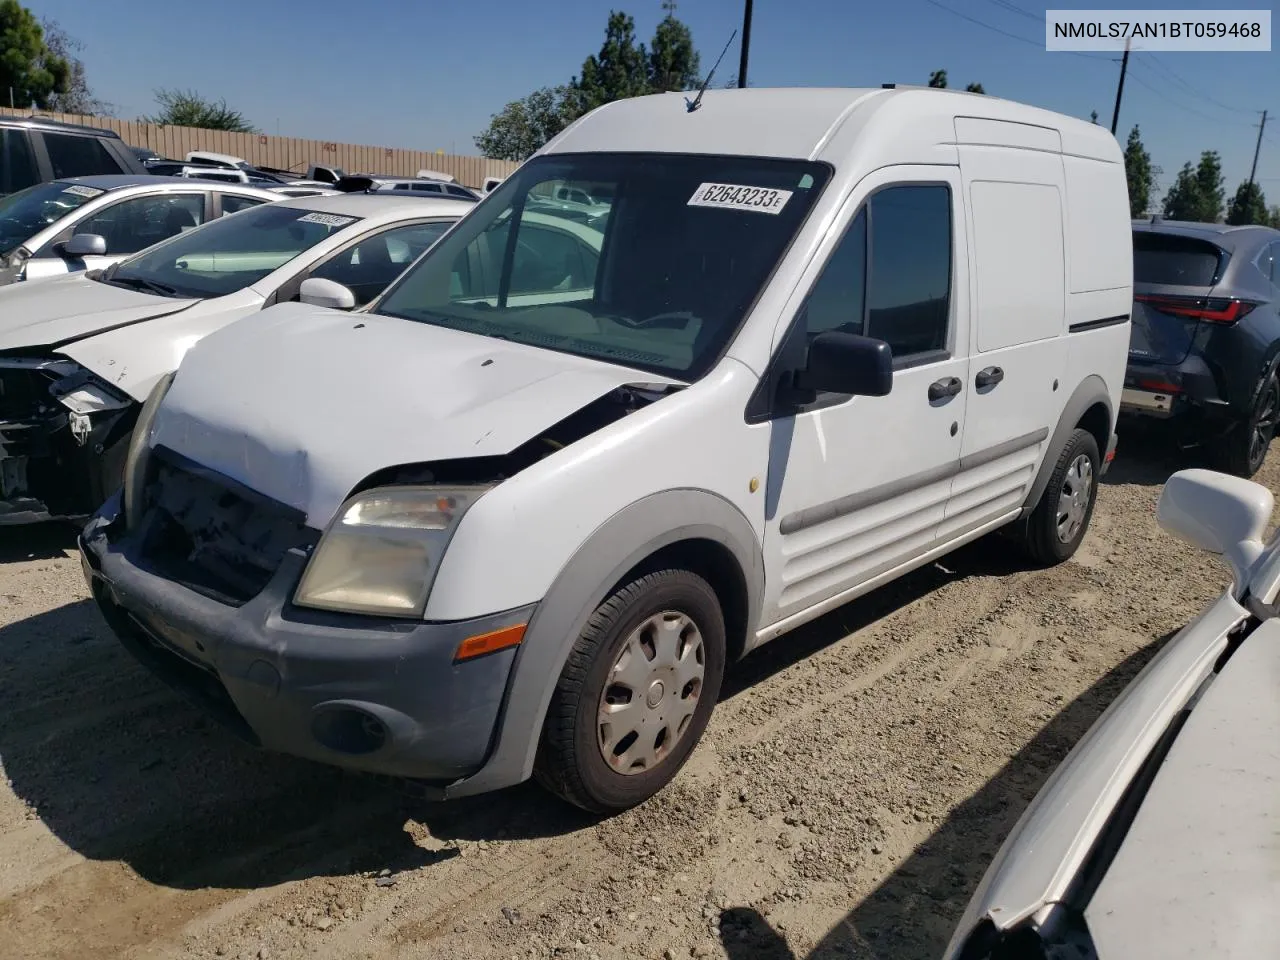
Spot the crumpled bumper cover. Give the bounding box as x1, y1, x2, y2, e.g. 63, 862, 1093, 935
80, 491, 535, 785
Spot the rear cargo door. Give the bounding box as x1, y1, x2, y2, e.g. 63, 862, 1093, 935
1129, 230, 1226, 366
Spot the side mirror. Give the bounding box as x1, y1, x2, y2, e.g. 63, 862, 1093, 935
797, 331, 893, 397
1157, 468, 1273, 586
299, 277, 356, 311
63, 233, 107, 258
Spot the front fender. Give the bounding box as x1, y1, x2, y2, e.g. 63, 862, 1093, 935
445, 487, 763, 798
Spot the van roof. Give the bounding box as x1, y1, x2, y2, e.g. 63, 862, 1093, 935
542, 87, 1121, 165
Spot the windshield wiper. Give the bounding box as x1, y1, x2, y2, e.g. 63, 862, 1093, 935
106, 274, 180, 297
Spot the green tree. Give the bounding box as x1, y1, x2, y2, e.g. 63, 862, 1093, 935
142, 88, 254, 132
0, 0, 68, 109
1163, 151, 1225, 222
648, 2, 700, 92
1123, 126, 1153, 218
927, 70, 984, 93
474, 85, 577, 162
571, 11, 650, 113
1090, 110, 1099, 124
1226, 180, 1269, 225
39, 18, 109, 115
1269, 205, 1280, 229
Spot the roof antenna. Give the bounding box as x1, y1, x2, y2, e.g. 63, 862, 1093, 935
686, 29, 736, 113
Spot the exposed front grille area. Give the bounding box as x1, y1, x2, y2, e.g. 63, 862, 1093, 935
139, 448, 318, 606
0, 365, 58, 423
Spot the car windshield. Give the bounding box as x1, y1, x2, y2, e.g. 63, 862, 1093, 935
0, 180, 105, 255
373, 152, 830, 379
103, 204, 363, 300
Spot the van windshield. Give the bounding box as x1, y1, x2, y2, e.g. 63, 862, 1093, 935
373, 153, 830, 379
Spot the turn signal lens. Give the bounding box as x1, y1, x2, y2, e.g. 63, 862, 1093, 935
455, 623, 527, 662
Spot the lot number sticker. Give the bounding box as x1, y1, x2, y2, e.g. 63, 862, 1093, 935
62, 185, 105, 198
296, 212, 357, 228
688, 182, 792, 215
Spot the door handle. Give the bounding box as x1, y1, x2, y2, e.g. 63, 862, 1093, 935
975, 366, 1005, 389
928, 376, 963, 402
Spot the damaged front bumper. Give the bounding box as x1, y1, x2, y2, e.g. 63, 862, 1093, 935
80, 483, 532, 785
0, 356, 136, 524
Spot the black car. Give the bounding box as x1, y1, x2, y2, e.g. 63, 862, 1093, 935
1122, 218, 1280, 476
0, 116, 147, 195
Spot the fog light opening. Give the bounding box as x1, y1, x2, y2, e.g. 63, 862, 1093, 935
311, 706, 389, 756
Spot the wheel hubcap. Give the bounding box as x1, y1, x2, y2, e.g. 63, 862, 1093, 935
1055, 453, 1094, 544
1249, 380, 1280, 468
597, 611, 706, 775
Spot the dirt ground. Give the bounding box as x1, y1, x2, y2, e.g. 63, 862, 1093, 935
0, 438, 1269, 960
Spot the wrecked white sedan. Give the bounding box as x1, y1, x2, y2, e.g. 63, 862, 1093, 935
0, 193, 471, 523
946, 468, 1280, 960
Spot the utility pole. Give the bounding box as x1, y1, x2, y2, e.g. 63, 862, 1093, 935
1110, 36, 1131, 135
1248, 110, 1268, 187
737, 0, 754, 89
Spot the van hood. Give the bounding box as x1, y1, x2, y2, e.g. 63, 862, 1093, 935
0, 274, 197, 351
150, 302, 680, 526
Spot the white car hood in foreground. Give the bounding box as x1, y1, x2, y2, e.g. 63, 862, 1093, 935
0, 273, 196, 350
1084, 616, 1280, 959
150, 303, 679, 526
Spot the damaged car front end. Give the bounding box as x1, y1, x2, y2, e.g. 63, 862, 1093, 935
0, 353, 137, 524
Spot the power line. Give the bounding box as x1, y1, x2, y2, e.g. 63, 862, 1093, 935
922, 0, 1111, 61
1124, 64, 1259, 129
985, 0, 1041, 23
1143, 54, 1258, 117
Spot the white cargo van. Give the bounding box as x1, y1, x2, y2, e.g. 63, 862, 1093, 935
82, 87, 1132, 813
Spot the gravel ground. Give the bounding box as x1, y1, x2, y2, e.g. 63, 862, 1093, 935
0, 439, 1269, 960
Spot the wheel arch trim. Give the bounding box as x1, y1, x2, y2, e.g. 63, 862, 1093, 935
1020, 376, 1113, 520
443, 487, 764, 797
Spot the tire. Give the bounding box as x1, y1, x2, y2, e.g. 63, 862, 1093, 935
1018, 428, 1100, 567
1211, 374, 1279, 479
534, 568, 726, 815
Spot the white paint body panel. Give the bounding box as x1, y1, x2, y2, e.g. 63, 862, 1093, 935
1085, 618, 1280, 960
0, 194, 472, 401
151, 305, 683, 532
145, 87, 1131, 626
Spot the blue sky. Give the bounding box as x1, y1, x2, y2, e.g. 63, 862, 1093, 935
24, 0, 1279, 203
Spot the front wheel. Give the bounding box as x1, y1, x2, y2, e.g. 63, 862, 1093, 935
1212, 374, 1279, 479
1018, 428, 1100, 567
534, 569, 726, 814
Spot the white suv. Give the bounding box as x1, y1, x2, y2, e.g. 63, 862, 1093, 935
82, 87, 1133, 813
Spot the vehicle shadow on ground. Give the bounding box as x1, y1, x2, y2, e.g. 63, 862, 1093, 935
0, 532, 1025, 891
714, 636, 1172, 960
0, 598, 590, 891
0, 522, 79, 563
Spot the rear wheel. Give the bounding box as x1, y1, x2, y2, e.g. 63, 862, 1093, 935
534, 569, 725, 814
1212, 373, 1279, 479
1017, 428, 1100, 566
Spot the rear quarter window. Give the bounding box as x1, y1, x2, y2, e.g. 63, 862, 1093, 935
1133, 232, 1225, 286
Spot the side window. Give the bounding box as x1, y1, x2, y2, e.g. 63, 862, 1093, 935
509, 222, 597, 296
310, 222, 450, 306
865, 185, 951, 357
799, 209, 866, 338
393, 183, 412, 191
74, 193, 206, 255
445, 185, 472, 199
42, 133, 123, 178
1, 129, 39, 194
221, 194, 267, 215
415, 183, 444, 193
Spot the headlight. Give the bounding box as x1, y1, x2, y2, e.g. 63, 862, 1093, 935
293, 485, 489, 618
123, 372, 175, 530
